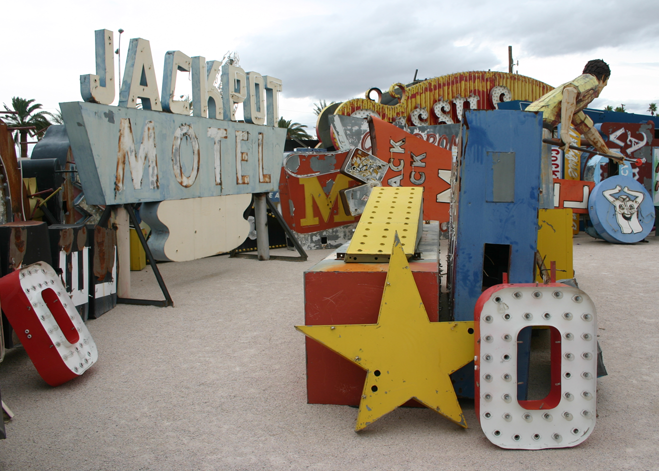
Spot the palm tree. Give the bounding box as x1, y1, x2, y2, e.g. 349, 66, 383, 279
604, 105, 614, 111
2, 97, 52, 157
51, 110, 65, 125
277, 117, 313, 140
648, 103, 657, 116
614, 104, 626, 113
313, 100, 337, 116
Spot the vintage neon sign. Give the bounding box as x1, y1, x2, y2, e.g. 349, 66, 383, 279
0, 262, 98, 386
278, 150, 360, 233
334, 72, 553, 126
63, 29, 286, 206
475, 283, 598, 449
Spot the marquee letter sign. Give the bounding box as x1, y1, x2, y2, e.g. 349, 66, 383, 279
0, 262, 98, 386
64, 29, 286, 206
475, 283, 598, 449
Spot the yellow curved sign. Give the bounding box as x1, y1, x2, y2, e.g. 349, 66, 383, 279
334, 71, 553, 126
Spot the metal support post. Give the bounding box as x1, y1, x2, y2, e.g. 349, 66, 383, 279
254, 193, 270, 261
116, 204, 174, 307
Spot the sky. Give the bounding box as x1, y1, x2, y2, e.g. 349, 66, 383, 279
2, 0, 658, 139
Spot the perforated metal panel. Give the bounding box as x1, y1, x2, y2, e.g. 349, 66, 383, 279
345, 187, 423, 262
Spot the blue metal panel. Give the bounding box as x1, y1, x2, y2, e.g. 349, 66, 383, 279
448, 110, 542, 399
450, 110, 542, 322
500, 100, 659, 127
60, 102, 286, 205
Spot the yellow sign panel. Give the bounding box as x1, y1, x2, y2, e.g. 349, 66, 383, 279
346, 187, 423, 262
297, 235, 474, 431
536, 208, 574, 282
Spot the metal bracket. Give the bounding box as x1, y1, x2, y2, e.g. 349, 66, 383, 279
116, 204, 174, 307
231, 195, 308, 262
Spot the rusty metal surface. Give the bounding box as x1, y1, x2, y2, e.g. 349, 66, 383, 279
93, 226, 116, 281
58, 228, 74, 254
339, 184, 373, 216
76, 226, 87, 252
8, 227, 27, 271
60, 101, 286, 205
291, 224, 357, 251
0, 120, 29, 220
334, 71, 553, 127
63, 149, 76, 224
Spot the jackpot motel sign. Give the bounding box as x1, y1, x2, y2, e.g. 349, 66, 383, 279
61, 102, 286, 205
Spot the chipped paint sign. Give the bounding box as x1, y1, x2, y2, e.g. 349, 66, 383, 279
551, 146, 563, 179
369, 117, 452, 222
60, 102, 286, 205
329, 114, 460, 154
278, 150, 361, 233
66, 29, 286, 206
600, 122, 654, 192
552, 179, 594, 214
334, 71, 553, 126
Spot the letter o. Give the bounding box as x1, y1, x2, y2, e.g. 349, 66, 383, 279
475, 283, 597, 449
171, 124, 200, 188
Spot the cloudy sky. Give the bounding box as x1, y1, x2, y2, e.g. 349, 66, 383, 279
2, 0, 658, 137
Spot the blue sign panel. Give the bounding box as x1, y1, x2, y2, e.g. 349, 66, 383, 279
588, 175, 654, 243
60, 102, 286, 205
449, 110, 542, 322
448, 110, 542, 398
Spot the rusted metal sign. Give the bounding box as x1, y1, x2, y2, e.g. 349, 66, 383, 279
334, 72, 553, 126
599, 122, 654, 191
67, 29, 286, 206
0, 120, 30, 221
329, 114, 460, 154
49, 224, 90, 321
369, 117, 453, 222
60, 102, 286, 205
278, 150, 360, 234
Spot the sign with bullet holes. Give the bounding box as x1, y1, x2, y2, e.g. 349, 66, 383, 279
474, 283, 597, 450
0, 262, 98, 386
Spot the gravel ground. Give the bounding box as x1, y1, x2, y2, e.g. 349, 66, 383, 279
0, 233, 657, 470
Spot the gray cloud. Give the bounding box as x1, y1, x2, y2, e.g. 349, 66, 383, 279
239, 8, 500, 100
237, 0, 659, 103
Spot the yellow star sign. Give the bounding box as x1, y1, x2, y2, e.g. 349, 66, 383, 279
296, 234, 474, 431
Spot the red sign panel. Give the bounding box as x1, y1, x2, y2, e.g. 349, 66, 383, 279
552, 179, 595, 214
278, 150, 361, 233
369, 117, 453, 222
600, 122, 654, 189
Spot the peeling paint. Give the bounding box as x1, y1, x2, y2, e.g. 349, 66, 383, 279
284, 153, 300, 173
103, 110, 115, 124
310, 155, 337, 174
